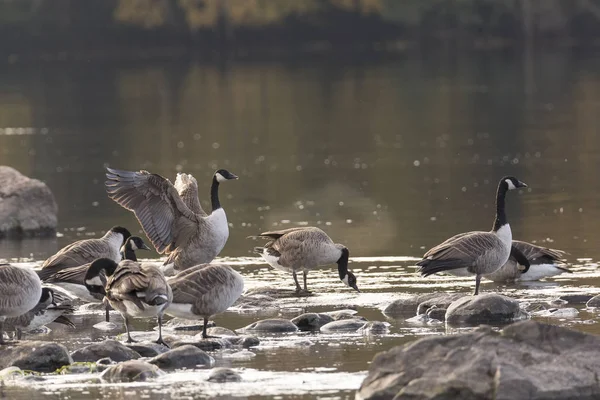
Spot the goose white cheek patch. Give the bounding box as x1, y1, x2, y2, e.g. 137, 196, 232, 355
342, 275, 349, 286
85, 277, 104, 287
505, 179, 516, 190
216, 173, 226, 182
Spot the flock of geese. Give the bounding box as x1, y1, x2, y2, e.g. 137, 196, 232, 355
0, 170, 570, 345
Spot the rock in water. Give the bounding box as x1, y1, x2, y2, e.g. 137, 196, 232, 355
445, 294, 528, 325
384, 293, 466, 318
207, 367, 242, 382
291, 313, 334, 330
149, 345, 214, 370
0, 341, 71, 372
0, 166, 57, 238
586, 295, 600, 308
238, 319, 298, 333
320, 319, 367, 333
71, 340, 141, 362
358, 320, 600, 400
100, 360, 164, 383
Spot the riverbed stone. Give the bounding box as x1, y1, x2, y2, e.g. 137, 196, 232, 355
320, 319, 367, 333
206, 326, 237, 336
445, 294, 528, 325
383, 293, 451, 318
416, 293, 468, 315
238, 318, 298, 333
100, 360, 164, 383
207, 367, 242, 382
0, 166, 58, 238
172, 338, 230, 351
425, 306, 447, 321
71, 340, 141, 362
291, 313, 334, 330
357, 320, 600, 400
229, 335, 260, 348
164, 317, 216, 331
559, 294, 594, 305
126, 343, 169, 357
149, 345, 214, 370
358, 321, 389, 335
0, 341, 71, 372
586, 294, 600, 308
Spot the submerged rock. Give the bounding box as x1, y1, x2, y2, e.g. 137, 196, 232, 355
71, 340, 141, 362
207, 367, 242, 383
425, 306, 447, 321
320, 319, 367, 333
149, 345, 214, 370
172, 338, 230, 351
384, 293, 464, 318
100, 360, 164, 383
0, 341, 71, 373
228, 335, 260, 348
358, 321, 389, 335
238, 319, 298, 333
291, 313, 334, 330
416, 293, 467, 316
126, 343, 168, 357
164, 317, 216, 331
445, 294, 528, 325
206, 326, 237, 336
0, 166, 58, 238
322, 310, 365, 321
533, 308, 579, 318
559, 294, 594, 305
357, 320, 600, 400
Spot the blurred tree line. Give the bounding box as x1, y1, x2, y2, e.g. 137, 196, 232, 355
1, 0, 600, 58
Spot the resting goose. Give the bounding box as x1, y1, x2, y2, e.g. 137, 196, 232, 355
417, 176, 528, 295
252, 227, 360, 294
166, 263, 244, 338
105, 168, 238, 275
3, 288, 75, 340
85, 258, 172, 346
38, 236, 150, 322
40, 226, 131, 274
0, 264, 43, 344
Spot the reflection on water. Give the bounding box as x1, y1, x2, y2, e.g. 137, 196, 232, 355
1, 50, 600, 398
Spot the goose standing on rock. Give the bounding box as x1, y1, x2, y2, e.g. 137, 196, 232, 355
3, 288, 75, 340
251, 227, 360, 294
166, 263, 244, 339
417, 176, 528, 295
105, 168, 238, 275
85, 258, 172, 346
40, 226, 132, 274
38, 236, 151, 322
0, 264, 43, 344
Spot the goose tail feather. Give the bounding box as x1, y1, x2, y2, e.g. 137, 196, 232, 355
417, 258, 468, 277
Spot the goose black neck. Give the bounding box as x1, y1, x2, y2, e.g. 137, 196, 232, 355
337, 248, 349, 280
492, 182, 508, 232
121, 248, 137, 262
211, 176, 221, 211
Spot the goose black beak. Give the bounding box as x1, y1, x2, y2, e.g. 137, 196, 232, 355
518, 181, 528, 188
351, 285, 361, 293
141, 243, 152, 251
230, 174, 239, 180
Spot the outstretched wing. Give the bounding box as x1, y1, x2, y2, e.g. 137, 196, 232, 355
105, 168, 199, 254
174, 173, 207, 216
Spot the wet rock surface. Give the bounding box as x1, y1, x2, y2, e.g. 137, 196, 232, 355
206, 326, 237, 336
0, 166, 58, 237
71, 340, 141, 362
238, 318, 298, 333
445, 294, 528, 325
125, 343, 168, 357
416, 293, 467, 315
384, 293, 465, 318
164, 318, 216, 331
320, 319, 367, 333
357, 320, 600, 400
0, 341, 71, 372
172, 338, 230, 351
291, 313, 334, 330
586, 294, 600, 308
559, 294, 594, 304
149, 345, 214, 370
207, 367, 242, 382
100, 360, 164, 383
358, 321, 389, 335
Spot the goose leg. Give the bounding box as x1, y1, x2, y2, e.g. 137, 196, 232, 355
302, 270, 311, 294
105, 304, 111, 323
16, 328, 22, 340
155, 315, 169, 347
124, 316, 137, 343
474, 274, 482, 296
292, 271, 302, 293
202, 316, 218, 339
0, 320, 5, 345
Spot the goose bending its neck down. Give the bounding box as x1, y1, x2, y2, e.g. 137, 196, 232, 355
105, 168, 238, 275
85, 258, 172, 346
166, 263, 244, 339
251, 227, 359, 294
0, 264, 43, 344
417, 176, 528, 295
38, 236, 151, 323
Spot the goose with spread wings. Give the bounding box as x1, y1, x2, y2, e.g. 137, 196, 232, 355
105, 168, 238, 275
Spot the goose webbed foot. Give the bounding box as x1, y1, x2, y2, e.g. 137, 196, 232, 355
126, 336, 138, 344
155, 337, 170, 348
201, 334, 220, 339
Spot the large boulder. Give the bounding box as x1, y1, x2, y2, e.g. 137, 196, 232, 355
100, 360, 164, 383
357, 320, 600, 400
71, 340, 141, 362
445, 294, 528, 325
0, 166, 57, 238
0, 341, 71, 372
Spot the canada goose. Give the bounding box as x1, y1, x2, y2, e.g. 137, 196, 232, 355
251, 227, 360, 294
38, 236, 151, 322
85, 258, 172, 346
417, 176, 528, 295
105, 168, 238, 275
166, 263, 244, 339
41, 226, 132, 274
486, 240, 570, 282
3, 288, 75, 340
0, 264, 43, 344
